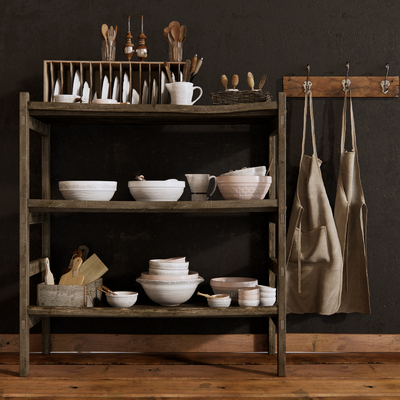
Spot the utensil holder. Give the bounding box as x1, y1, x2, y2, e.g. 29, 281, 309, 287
169, 41, 183, 62
102, 40, 116, 61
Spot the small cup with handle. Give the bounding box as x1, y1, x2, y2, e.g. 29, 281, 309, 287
185, 174, 217, 201
166, 82, 203, 105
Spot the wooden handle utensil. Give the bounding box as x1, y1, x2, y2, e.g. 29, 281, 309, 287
59, 257, 84, 286
44, 258, 54, 285
247, 72, 255, 90
197, 292, 213, 298
102, 285, 117, 295
221, 75, 228, 90
258, 74, 267, 90
164, 62, 173, 83
232, 74, 239, 90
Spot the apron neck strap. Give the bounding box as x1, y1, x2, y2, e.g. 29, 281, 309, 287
302, 90, 318, 158
341, 89, 357, 153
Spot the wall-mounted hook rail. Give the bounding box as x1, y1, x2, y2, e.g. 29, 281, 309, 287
341, 62, 351, 92
380, 63, 391, 94
303, 64, 312, 94
283, 68, 399, 98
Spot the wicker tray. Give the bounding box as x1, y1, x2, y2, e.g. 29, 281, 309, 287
211, 90, 272, 105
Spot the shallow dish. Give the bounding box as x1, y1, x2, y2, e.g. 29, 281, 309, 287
149, 267, 189, 276
238, 299, 260, 307
106, 291, 138, 308
92, 99, 118, 104
210, 277, 258, 288
59, 181, 117, 201
220, 166, 267, 176
216, 175, 272, 200
128, 179, 185, 201
136, 277, 204, 306
140, 271, 198, 281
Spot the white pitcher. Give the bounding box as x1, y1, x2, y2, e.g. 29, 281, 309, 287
166, 82, 203, 105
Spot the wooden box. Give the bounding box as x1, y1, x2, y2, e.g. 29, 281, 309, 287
37, 278, 103, 307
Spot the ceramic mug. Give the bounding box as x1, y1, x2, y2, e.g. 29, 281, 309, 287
185, 174, 217, 201
166, 82, 203, 105
54, 94, 81, 103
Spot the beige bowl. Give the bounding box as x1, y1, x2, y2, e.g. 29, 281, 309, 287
140, 271, 198, 281
106, 291, 138, 307
238, 293, 260, 300
257, 285, 277, 293
216, 175, 272, 200
207, 296, 232, 308
238, 298, 260, 307
260, 298, 276, 306
149, 267, 189, 276
210, 277, 258, 300
149, 260, 189, 269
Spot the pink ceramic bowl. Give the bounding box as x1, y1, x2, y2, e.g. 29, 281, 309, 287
210, 277, 258, 288
216, 175, 272, 200
238, 293, 260, 300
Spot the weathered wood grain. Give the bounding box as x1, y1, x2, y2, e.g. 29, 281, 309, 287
283, 75, 400, 97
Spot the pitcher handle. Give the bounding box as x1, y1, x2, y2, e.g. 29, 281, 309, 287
208, 175, 217, 198
191, 86, 203, 105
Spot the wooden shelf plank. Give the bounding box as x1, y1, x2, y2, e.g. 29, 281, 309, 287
27, 304, 278, 318
27, 199, 278, 213
27, 101, 279, 124
283, 76, 399, 97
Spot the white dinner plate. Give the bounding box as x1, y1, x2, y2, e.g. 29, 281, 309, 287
53, 78, 60, 101
82, 81, 90, 103
112, 76, 119, 101
122, 73, 129, 103
72, 70, 80, 96
160, 71, 169, 104
101, 76, 109, 99
151, 79, 158, 104
141, 80, 148, 104
131, 88, 139, 104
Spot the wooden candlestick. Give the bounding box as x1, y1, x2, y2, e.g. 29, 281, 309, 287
136, 15, 148, 61
124, 16, 135, 61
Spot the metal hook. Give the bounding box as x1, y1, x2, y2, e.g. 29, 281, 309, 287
303, 64, 312, 94
381, 63, 390, 94
342, 62, 351, 92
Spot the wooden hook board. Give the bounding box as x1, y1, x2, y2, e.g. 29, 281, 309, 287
283, 76, 399, 97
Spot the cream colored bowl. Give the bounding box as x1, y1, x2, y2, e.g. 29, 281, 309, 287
136, 277, 204, 306
140, 271, 198, 280
149, 267, 189, 275
59, 180, 117, 201
128, 179, 185, 201
216, 175, 272, 200
106, 291, 138, 307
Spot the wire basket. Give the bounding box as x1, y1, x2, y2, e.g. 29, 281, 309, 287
211, 90, 272, 105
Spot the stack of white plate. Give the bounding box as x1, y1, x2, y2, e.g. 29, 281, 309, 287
210, 277, 258, 300
136, 257, 203, 306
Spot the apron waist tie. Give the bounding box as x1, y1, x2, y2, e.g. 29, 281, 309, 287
297, 224, 302, 293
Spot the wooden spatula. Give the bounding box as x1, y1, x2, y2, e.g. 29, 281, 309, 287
44, 258, 54, 285
59, 257, 84, 286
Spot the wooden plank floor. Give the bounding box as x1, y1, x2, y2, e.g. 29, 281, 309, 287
0, 352, 400, 398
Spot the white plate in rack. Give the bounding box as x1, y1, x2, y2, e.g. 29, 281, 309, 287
122, 73, 129, 103
151, 79, 158, 104
72, 70, 80, 96
160, 71, 169, 104
53, 78, 60, 101
141, 80, 148, 104
82, 81, 90, 103
131, 88, 139, 104
101, 76, 109, 99
112, 76, 119, 101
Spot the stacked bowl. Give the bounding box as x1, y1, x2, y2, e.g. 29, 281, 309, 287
210, 277, 258, 301
238, 287, 260, 307
258, 285, 277, 306
136, 257, 203, 306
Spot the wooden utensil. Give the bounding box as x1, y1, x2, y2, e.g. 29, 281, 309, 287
221, 75, 228, 90
182, 59, 191, 82
164, 62, 173, 83
169, 20, 180, 28
170, 24, 180, 42
62, 248, 83, 275
258, 74, 267, 90
44, 258, 54, 285
96, 286, 109, 295
59, 257, 84, 286
247, 72, 255, 90
163, 26, 171, 41
102, 285, 117, 295
193, 57, 203, 75
101, 24, 109, 58
180, 25, 187, 43
232, 74, 239, 90
197, 292, 213, 298
79, 253, 109, 285
190, 54, 197, 80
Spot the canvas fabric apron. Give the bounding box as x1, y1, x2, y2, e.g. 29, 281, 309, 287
286, 91, 343, 315
334, 90, 371, 314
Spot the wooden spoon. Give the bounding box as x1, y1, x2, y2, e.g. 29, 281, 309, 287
102, 285, 117, 295
163, 26, 171, 41
258, 74, 267, 90
170, 24, 180, 42
247, 72, 255, 90
221, 75, 228, 90
101, 24, 109, 58
169, 20, 180, 28
164, 62, 173, 83
232, 74, 239, 90
179, 25, 187, 43
197, 292, 213, 298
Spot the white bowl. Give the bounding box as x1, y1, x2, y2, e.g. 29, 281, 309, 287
257, 285, 277, 293
220, 166, 267, 176
140, 271, 198, 281
151, 257, 186, 263
238, 299, 260, 307
128, 179, 185, 201
259, 298, 276, 306
149, 260, 189, 269
149, 267, 189, 276
260, 293, 276, 299
210, 277, 258, 300
59, 181, 117, 201
136, 277, 204, 306
238, 293, 260, 300
207, 296, 232, 308
106, 291, 138, 307
216, 175, 272, 200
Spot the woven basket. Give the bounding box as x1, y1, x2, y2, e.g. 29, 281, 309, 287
211, 90, 272, 105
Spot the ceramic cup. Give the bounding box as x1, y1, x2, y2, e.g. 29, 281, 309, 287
185, 174, 217, 201
166, 82, 203, 105
54, 94, 81, 103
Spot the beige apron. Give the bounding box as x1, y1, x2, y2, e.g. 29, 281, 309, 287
334, 90, 371, 314
286, 91, 343, 315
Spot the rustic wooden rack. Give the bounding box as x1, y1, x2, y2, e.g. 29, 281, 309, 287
283, 76, 399, 97
44, 60, 185, 103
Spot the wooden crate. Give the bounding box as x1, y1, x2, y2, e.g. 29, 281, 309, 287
43, 60, 185, 103
37, 278, 103, 307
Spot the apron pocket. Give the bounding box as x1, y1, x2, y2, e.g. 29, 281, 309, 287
289, 226, 330, 263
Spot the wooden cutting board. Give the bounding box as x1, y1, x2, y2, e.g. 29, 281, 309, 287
59, 257, 84, 285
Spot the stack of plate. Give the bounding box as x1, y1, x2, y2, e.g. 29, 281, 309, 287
136, 257, 203, 306
238, 287, 260, 307
210, 277, 258, 300
257, 285, 277, 306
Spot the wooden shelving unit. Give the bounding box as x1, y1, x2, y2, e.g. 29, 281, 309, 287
19, 92, 287, 377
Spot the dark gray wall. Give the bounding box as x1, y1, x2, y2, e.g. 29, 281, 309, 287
1, 0, 399, 335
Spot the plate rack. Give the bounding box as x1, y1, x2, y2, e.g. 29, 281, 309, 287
43, 61, 185, 103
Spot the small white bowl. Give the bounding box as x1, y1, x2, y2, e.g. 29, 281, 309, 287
238, 299, 260, 307
106, 291, 138, 308
59, 181, 117, 201
259, 298, 276, 306
149, 267, 189, 276
260, 293, 276, 299
207, 296, 231, 308
128, 179, 185, 201
257, 285, 277, 293
238, 293, 260, 300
